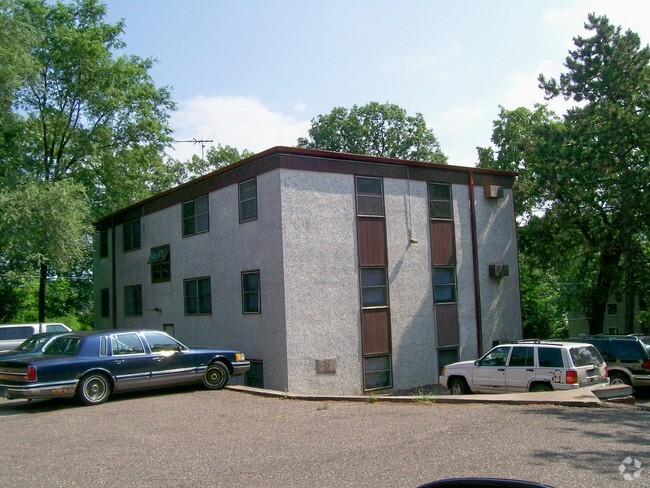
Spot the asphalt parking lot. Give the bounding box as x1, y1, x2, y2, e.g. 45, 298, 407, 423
1, 388, 648, 488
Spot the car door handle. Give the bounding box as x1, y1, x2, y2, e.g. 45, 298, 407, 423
498, 368, 505, 372
526, 369, 534, 372
152, 357, 163, 361
114, 359, 124, 365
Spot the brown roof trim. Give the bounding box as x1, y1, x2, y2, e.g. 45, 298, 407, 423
96, 146, 516, 228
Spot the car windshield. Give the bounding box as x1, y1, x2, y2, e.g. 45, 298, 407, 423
42, 337, 81, 355
569, 345, 604, 367
15, 335, 50, 352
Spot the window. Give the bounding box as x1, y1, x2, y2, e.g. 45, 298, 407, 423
242, 271, 261, 313
538, 347, 564, 368
364, 354, 392, 390
508, 347, 534, 367
124, 285, 142, 316
43, 337, 81, 355
182, 195, 209, 237
433, 266, 456, 303
148, 245, 171, 283
111, 333, 145, 355
101, 288, 110, 318
429, 183, 453, 219
438, 347, 459, 377
245, 360, 264, 388
184, 277, 212, 315
123, 219, 141, 252
144, 332, 183, 353
479, 346, 511, 367
100, 229, 108, 258
360, 267, 388, 308
356, 176, 384, 217
239, 178, 257, 223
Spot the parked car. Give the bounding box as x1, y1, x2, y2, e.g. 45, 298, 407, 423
0, 332, 66, 360
0, 329, 250, 406
439, 340, 609, 394
567, 335, 650, 390
0, 323, 71, 352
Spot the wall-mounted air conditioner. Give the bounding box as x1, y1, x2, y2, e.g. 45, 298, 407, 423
489, 264, 509, 278
484, 185, 504, 199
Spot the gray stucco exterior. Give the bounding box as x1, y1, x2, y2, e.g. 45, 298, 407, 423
94, 147, 522, 395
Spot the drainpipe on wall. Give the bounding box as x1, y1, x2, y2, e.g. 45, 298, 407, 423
111, 217, 117, 329
468, 170, 483, 356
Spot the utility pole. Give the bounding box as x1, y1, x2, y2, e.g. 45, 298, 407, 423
175, 137, 213, 160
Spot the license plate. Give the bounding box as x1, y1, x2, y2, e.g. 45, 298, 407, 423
587, 368, 595, 376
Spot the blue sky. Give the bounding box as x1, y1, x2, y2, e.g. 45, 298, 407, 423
104, 0, 650, 166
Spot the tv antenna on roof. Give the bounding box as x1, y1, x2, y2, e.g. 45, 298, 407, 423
175, 137, 214, 160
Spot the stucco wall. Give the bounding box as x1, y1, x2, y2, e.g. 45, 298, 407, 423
384, 178, 437, 389
94, 170, 289, 391
280, 169, 362, 395
474, 186, 522, 350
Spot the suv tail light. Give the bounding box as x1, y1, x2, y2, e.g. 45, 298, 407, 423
566, 370, 578, 384
26, 366, 37, 382
643, 360, 650, 371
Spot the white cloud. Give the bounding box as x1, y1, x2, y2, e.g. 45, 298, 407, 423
168, 96, 310, 161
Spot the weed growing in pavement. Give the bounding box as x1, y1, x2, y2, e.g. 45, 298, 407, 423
367, 393, 378, 404
317, 403, 329, 411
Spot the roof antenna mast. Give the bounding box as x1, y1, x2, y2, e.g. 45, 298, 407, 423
175, 137, 214, 160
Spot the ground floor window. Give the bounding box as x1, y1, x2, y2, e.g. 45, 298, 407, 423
184, 277, 212, 315
364, 354, 392, 390
245, 360, 264, 388
101, 288, 110, 317
124, 285, 142, 316
437, 347, 459, 377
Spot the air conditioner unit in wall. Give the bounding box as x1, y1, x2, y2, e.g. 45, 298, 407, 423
489, 264, 509, 278
484, 185, 504, 199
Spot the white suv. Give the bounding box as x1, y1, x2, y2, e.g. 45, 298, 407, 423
439, 341, 609, 394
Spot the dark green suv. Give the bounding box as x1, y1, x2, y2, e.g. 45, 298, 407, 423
568, 335, 650, 390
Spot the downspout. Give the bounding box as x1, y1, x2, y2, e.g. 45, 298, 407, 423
111, 217, 117, 329
468, 170, 483, 356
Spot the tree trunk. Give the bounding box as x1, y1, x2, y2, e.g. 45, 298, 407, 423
38, 262, 47, 323
587, 247, 621, 335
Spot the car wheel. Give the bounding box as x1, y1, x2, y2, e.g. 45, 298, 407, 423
449, 378, 469, 395
608, 372, 631, 386
529, 382, 553, 392
203, 362, 230, 390
76, 373, 112, 406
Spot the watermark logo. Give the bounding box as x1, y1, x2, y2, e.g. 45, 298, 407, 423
619, 457, 643, 481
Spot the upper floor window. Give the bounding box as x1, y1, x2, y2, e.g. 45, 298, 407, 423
360, 267, 388, 308
148, 244, 170, 283
184, 277, 212, 315
356, 176, 384, 217
239, 178, 257, 223
428, 183, 453, 220
241, 270, 261, 314
123, 219, 141, 252
433, 266, 456, 304
124, 285, 143, 316
182, 195, 209, 237
99, 229, 108, 258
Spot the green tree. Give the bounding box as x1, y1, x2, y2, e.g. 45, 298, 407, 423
0, 180, 92, 323
0, 0, 177, 323
297, 102, 447, 163
479, 14, 650, 335
182, 144, 254, 179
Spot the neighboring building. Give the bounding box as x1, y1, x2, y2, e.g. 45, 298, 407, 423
568, 295, 646, 337
93, 146, 522, 395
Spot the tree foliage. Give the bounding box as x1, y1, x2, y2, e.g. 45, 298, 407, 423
0, 0, 178, 323
180, 144, 255, 180
297, 101, 447, 163
479, 14, 650, 335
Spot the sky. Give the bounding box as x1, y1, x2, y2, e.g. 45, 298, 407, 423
104, 0, 650, 166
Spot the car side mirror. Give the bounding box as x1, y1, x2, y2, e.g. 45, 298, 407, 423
474, 360, 480, 367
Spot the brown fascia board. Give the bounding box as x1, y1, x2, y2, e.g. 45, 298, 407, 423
95, 146, 517, 229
